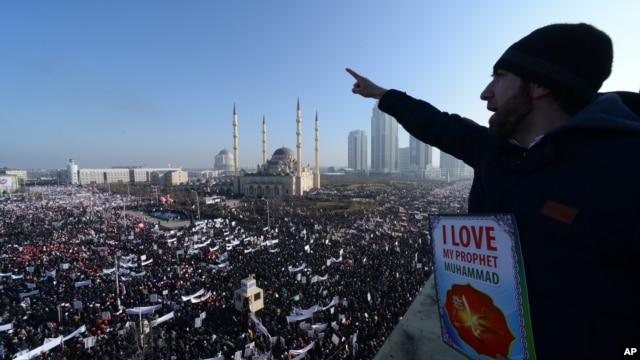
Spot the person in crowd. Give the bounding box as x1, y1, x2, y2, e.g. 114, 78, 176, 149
1, 181, 462, 359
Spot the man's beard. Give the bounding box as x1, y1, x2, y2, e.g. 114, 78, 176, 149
488, 83, 533, 140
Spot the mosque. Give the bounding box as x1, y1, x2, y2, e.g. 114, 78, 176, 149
213, 149, 235, 173
216, 100, 320, 197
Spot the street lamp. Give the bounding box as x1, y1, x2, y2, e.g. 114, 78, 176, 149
114, 255, 122, 313
260, 198, 270, 229
192, 190, 200, 220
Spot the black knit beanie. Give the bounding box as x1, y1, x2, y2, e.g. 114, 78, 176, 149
494, 23, 613, 103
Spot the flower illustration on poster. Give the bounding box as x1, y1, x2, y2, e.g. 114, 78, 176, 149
445, 283, 515, 358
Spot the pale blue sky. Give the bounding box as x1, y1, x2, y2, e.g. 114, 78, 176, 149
2, 1, 639, 170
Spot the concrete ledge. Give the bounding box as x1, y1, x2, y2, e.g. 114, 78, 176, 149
374, 276, 465, 360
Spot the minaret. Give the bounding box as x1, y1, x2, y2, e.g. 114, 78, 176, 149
314, 111, 320, 189
262, 115, 267, 165
233, 103, 239, 175
296, 98, 302, 175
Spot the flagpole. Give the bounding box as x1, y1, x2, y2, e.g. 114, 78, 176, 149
139, 308, 143, 348
123, 195, 126, 227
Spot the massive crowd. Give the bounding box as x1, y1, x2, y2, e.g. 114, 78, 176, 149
0, 180, 470, 360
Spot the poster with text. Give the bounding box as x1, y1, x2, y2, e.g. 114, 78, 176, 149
429, 214, 535, 360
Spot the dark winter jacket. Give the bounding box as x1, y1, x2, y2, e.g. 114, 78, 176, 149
379, 89, 640, 359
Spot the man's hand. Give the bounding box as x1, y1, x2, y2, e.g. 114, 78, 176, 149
346, 68, 387, 100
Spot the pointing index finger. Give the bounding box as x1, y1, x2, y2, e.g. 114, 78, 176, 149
345, 68, 361, 80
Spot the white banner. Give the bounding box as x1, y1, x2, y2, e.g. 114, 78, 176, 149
326, 256, 342, 266
151, 312, 174, 327
181, 289, 205, 302
286, 312, 313, 323
250, 313, 272, 340
0, 176, 12, 187
191, 291, 211, 303
19, 290, 39, 298
126, 305, 162, 315
75, 280, 92, 287
288, 263, 306, 273
311, 274, 329, 283
321, 296, 339, 310
293, 305, 319, 315
13, 337, 63, 360
288, 341, 315, 357
63, 325, 87, 341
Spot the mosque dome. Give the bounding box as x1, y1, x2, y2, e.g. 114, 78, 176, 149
272, 147, 295, 160
264, 147, 297, 174
214, 148, 235, 171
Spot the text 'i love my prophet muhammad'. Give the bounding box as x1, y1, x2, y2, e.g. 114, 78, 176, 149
441, 225, 501, 285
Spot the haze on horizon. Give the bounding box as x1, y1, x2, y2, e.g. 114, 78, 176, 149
2, 1, 639, 170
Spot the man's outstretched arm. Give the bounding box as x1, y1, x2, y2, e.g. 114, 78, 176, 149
346, 68, 387, 100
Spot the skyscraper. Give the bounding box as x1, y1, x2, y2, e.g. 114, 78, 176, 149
440, 151, 469, 179
370, 104, 398, 174
67, 159, 78, 185
409, 136, 432, 169
398, 147, 410, 171
348, 130, 368, 173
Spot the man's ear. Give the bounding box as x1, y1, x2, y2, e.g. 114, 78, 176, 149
530, 83, 551, 99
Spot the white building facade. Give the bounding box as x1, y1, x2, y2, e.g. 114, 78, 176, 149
348, 129, 368, 173
77, 167, 187, 186
67, 159, 79, 185
370, 104, 398, 174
